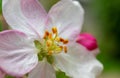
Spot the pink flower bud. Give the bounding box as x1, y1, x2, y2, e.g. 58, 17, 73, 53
76, 33, 98, 51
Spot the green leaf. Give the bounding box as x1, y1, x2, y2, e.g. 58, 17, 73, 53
56, 71, 70, 78
5, 75, 14, 78
0, 0, 2, 14
39, 0, 59, 11
0, 22, 3, 31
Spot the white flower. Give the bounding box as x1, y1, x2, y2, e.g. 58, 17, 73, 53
0, 0, 103, 78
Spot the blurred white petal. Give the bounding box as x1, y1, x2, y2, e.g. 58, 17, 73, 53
48, 0, 84, 40
2, 0, 47, 39
54, 43, 103, 78
0, 30, 38, 77
29, 61, 56, 78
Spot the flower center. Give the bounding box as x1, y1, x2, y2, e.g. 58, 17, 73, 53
34, 27, 69, 62
43, 26, 69, 55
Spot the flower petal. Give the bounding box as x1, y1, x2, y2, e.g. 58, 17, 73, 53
0, 30, 38, 77
2, 0, 47, 38
54, 43, 103, 78
28, 61, 56, 78
0, 70, 5, 78
48, 0, 84, 39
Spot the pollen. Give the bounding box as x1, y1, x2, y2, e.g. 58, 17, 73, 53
48, 51, 53, 55
64, 46, 68, 53
48, 32, 52, 39
42, 26, 69, 55
60, 38, 64, 42
63, 39, 69, 44
55, 37, 60, 42
52, 26, 58, 34
43, 31, 49, 39
46, 40, 52, 47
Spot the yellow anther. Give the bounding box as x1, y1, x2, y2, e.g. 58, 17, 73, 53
45, 31, 49, 36
48, 51, 53, 55
55, 47, 62, 52
55, 37, 60, 42
46, 40, 52, 47
60, 38, 64, 42
48, 33, 52, 39
64, 46, 68, 53
63, 39, 69, 44
43, 35, 46, 39
59, 46, 63, 50
43, 31, 50, 39
52, 27, 58, 34
42, 26, 69, 55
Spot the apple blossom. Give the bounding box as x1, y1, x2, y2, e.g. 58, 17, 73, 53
1, 0, 103, 78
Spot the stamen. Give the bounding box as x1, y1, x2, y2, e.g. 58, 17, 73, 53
45, 31, 49, 36
43, 35, 47, 39
63, 39, 69, 44
55, 37, 60, 42
48, 33, 52, 39
59, 46, 63, 50
64, 46, 67, 53
48, 51, 53, 55
43, 31, 49, 39
60, 38, 64, 42
46, 40, 52, 47
42, 26, 69, 55
52, 27, 58, 34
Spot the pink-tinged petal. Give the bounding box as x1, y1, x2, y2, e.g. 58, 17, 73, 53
28, 61, 56, 78
2, 0, 47, 39
0, 70, 5, 78
54, 43, 103, 78
0, 30, 38, 77
48, 0, 84, 39
76, 33, 98, 51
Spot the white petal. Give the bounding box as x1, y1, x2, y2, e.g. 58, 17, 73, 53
48, 0, 84, 39
2, 0, 47, 38
0, 30, 38, 77
54, 43, 103, 78
28, 61, 56, 78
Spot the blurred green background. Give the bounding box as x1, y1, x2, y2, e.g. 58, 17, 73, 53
0, 0, 120, 78
81, 0, 120, 78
